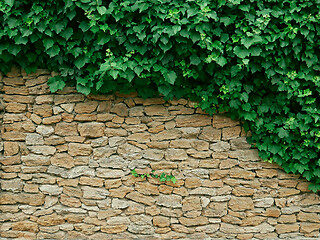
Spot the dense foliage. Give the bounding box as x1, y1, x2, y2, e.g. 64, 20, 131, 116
1, 0, 320, 191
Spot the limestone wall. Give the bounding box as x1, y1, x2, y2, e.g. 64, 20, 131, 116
0, 68, 320, 239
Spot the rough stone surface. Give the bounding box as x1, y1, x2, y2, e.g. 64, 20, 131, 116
0, 71, 319, 239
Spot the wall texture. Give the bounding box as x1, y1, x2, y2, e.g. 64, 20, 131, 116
0, 68, 320, 240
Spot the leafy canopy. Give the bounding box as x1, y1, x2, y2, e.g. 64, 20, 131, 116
1, 0, 320, 191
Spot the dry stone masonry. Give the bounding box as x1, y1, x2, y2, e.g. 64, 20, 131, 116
0, 67, 320, 239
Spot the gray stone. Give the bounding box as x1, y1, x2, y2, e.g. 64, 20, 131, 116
26, 133, 44, 145
0, 179, 23, 192
143, 149, 164, 161
39, 185, 63, 195
190, 187, 216, 196
27, 146, 56, 156
82, 186, 109, 199
21, 154, 50, 166
91, 137, 108, 147
157, 194, 182, 208
254, 198, 274, 208
93, 146, 117, 159
128, 224, 155, 235
210, 141, 230, 152
98, 155, 127, 169
68, 166, 95, 178
108, 137, 126, 147
112, 198, 130, 209
96, 169, 125, 179
107, 216, 130, 225
117, 143, 142, 160
47, 165, 68, 178
36, 125, 54, 136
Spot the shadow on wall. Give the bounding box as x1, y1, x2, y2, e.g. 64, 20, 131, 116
0, 67, 320, 239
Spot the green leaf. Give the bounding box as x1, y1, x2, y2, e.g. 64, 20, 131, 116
74, 56, 87, 69
5, 0, 14, 7
190, 54, 201, 65
165, 71, 177, 85
76, 84, 91, 95
97, 6, 107, 15
43, 39, 54, 50
278, 128, 289, 138
46, 45, 60, 57
233, 46, 249, 59
47, 76, 65, 92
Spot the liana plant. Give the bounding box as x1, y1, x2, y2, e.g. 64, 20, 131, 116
131, 169, 177, 184
1, 0, 320, 191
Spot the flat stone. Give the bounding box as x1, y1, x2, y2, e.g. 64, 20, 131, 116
78, 122, 105, 138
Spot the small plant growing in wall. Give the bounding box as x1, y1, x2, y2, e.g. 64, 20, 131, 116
131, 169, 177, 184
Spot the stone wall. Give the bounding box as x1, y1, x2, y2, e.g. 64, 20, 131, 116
1, 68, 320, 240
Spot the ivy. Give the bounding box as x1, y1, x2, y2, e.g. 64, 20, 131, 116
1, 0, 320, 191
131, 169, 177, 184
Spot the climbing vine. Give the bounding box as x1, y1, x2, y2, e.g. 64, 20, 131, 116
1, 0, 320, 191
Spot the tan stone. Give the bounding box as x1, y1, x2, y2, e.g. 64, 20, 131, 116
278, 214, 296, 223
11, 221, 39, 233
4, 142, 19, 156
185, 177, 201, 188
229, 168, 255, 180
153, 129, 181, 141
104, 179, 122, 189
97, 209, 122, 220
60, 193, 81, 207
42, 115, 62, 125
300, 223, 320, 233
256, 169, 278, 178
222, 126, 241, 140
55, 122, 78, 136
182, 196, 202, 212
78, 122, 105, 138
159, 185, 173, 194
78, 177, 104, 187
22, 183, 38, 193
179, 216, 208, 226
229, 197, 254, 211
5, 103, 27, 113
0, 155, 21, 166
74, 101, 98, 113
296, 182, 311, 192
128, 132, 151, 143
275, 224, 299, 234
153, 216, 170, 227
264, 208, 280, 217
74, 113, 97, 121
135, 182, 159, 195
232, 187, 255, 196
221, 215, 242, 225
176, 115, 212, 127
109, 186, 134, 198
50, 153, 74, 169
3, 95, 34, 104
2, 131, 26, 141
64, 214, 86, 223
33, 104, 52, 117
147, 141, 169, 149
68, 143, 92, 156
126, 192, 155, 206
111, 103, 128, 117
209, 169, 229, 180
278, 188, 300, 197
241, 216, 266, 226
3, 85, 29, 95
56, 179, 78, 187
212, 114, 239, 128
63, 186, 82, 198
297, 212, 320, 223
101, 224, 127, 233
220, 159, 238, 169
0, 193, 44, 206
144, 105, 168, 116
54, 94, 85, 105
